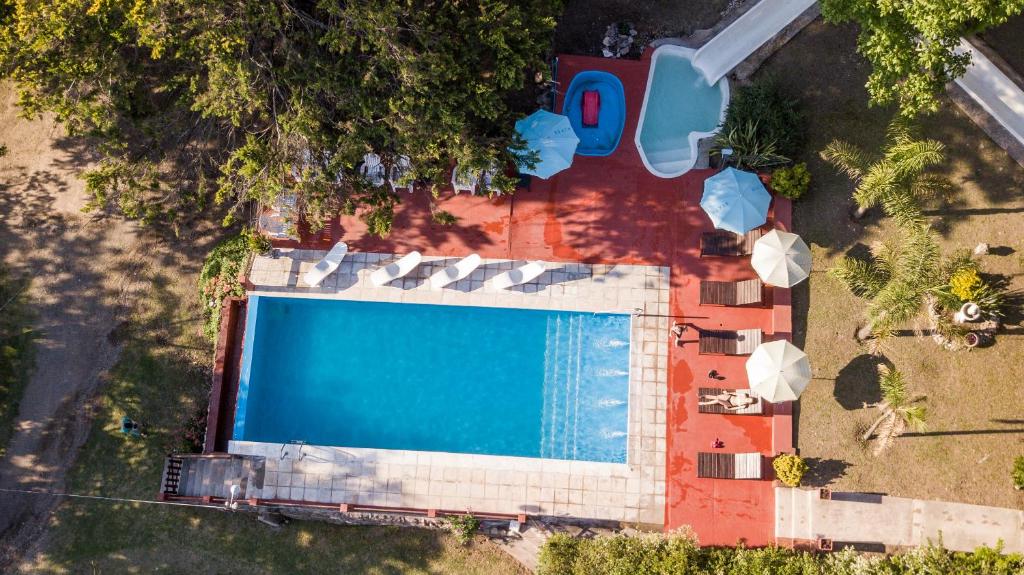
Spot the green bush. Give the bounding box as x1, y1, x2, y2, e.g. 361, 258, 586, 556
771, 162, 811, 200
1014, 456, 1024, 490
773, 453, 808, 487
443, 514, 479, 545
538, 532, 1024, 575
712, 120, 790, 170
244, 227, 272, 255
720, 77, 806, 159
198, 233, 251, 341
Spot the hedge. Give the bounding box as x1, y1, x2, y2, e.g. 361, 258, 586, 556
538, 532, 1024, 575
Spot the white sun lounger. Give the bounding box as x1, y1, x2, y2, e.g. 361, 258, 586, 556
370, 251, 423, 286
302, 241, 348, 287
428, 254, 482, 289
389, 155, 414, 193
360, 153, 385, 187
491, 261, 546, 290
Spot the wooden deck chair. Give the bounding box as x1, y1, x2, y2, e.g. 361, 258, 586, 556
698, 328, 762, 355
699, 279, 764, 306
697, 452, 763, 479
700, 228, 765, 257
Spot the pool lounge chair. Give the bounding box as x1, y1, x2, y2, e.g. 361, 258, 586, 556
491, 261, 546, 290
697, 452, 763, 479
389, 155, 414, 193
303, 241, 349, 287
698, 328, 762, 355
698, 388, 764, 415
360, 153, 386, 187
699, 279, 764, 306
370, 251, 423, 286
700, 228, 765, 257
451, 164, 478, 194
429, 254, 482, 289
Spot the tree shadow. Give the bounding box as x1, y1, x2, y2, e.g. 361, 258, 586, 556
801, 457, 852, 487
833, 354, 887, 410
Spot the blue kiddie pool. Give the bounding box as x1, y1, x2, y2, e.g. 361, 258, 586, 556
561, 71, 626, 156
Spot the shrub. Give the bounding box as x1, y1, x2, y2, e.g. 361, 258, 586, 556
1014, 456, 1024, 490
539, 533, 1024, 575
244, 227, 272, 255
198, 234, 251, 341
712, 120, 790, 170
720, 77, 806, 159
772, 453, 808, 487
771, 162, 811, 200
443, 514, 479, 545
949, 268, 983, 302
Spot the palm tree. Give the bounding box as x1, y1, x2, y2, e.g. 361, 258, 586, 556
861, 365, 926, 455
830, 223, 941, 342
821, 119, 949, 225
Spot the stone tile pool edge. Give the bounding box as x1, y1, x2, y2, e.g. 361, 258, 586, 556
231, 250, 668, 524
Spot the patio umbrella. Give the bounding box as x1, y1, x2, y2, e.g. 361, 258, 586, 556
745, 340, 811, 403
700, 167, 771, 234
751, 230, 812, 287
513, 110, 580, 179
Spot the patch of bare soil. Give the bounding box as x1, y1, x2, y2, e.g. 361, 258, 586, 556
0, 84, 216, 569
554, 0, 732, 56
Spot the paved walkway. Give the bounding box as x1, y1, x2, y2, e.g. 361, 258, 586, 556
776, 487, 1024, 553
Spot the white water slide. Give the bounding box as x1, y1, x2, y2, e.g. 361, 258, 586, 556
954, 39, 1024, 147
691, 0, 817, 85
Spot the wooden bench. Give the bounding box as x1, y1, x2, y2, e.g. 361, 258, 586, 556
697, 452, 763, 479
700, 228, 764, 257
698, 329, 762, 355
698, 388, 764, 415
699, 279, 764, 306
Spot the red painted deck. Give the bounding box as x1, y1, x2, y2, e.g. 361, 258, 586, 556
271, 54, 793, 546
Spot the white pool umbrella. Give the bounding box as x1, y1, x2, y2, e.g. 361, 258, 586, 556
745, 340, 811, 402
751, 230, 811, 288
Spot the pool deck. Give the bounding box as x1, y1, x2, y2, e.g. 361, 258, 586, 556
241, 256, 669, 524
245, 54, 793, 545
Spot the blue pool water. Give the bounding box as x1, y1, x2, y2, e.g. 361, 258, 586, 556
635, 45, 729, 178
233, 296, 631, 463
562, 71, 626, 156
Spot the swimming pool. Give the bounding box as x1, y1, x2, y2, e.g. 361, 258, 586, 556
635, 45, 730, 178
233, 296, 631, 463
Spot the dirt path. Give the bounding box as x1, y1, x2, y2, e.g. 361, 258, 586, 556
0, 87, 150, 568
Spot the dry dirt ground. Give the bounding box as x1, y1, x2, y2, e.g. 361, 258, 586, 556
0, 85, 214, 568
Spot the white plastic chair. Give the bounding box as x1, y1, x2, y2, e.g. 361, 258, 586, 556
490, 261, 546, 290
428, 254, 482, 289
302, 242, 348, 287
389, 155, 414, 193
451, 164, 478, 195
360, 153, 385, 187
370, 251, 423, 286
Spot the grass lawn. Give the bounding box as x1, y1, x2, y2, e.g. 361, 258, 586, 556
0, 264, 33, 459
756, 21, 1024, 508
30, 241, 524, 574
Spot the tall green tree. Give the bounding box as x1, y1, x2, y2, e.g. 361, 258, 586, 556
821, 120, 949, 224
820, 0, 1024, 117
0, 0, 560, 234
